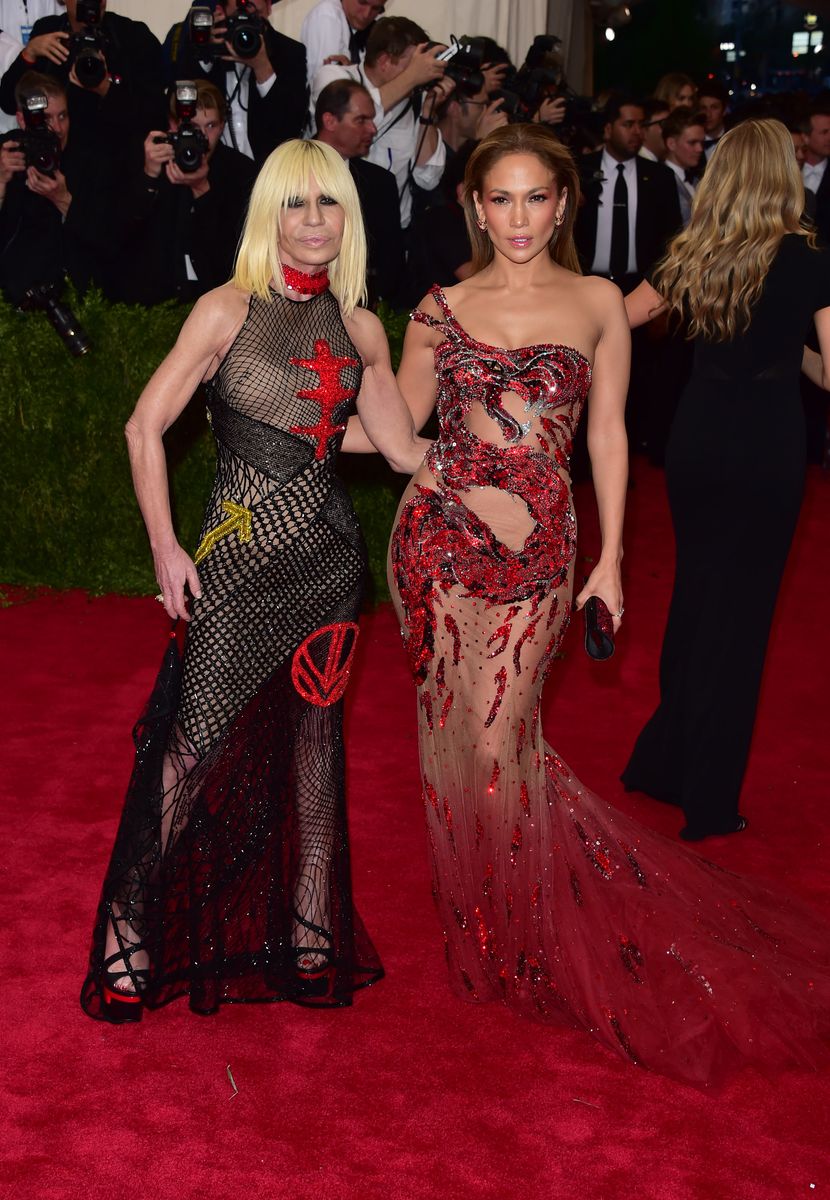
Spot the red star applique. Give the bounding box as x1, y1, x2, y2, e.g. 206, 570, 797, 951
290, 338, 359, 460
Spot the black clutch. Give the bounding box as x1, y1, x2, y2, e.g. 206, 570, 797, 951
584, 593, 615, 661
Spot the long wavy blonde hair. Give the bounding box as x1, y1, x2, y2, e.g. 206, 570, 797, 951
233, 139, 367, 315
653, 118, 814, 342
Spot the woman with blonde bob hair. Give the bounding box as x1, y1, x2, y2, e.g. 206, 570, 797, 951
80, 138, 429, 1022
622, 118, 830, 842
388, 121, 830, 1087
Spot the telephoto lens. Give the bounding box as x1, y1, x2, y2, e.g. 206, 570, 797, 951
21, 284, 92, 357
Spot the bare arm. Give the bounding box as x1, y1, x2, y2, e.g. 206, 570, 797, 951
801, 307, 830, 389
574, 283, 629, 630
341, 309, 431, 473
395, 305, 441, 431
625, 278, 666, 329
125, 286, 248, 620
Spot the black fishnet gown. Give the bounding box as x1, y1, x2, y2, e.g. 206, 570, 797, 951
623, 234, 830, 837
81, 288, 383, 1017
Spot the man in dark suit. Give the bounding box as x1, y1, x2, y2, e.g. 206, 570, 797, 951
801, 106, 830, 463
802, 106, 830, 248
0, 71, 120, 304
314, 77, 404, 307
574, 96, 682, 461
110, 79, 256, 307
0, 0, 165, 154
574, 95, 681, 295
168, 0, 307, 165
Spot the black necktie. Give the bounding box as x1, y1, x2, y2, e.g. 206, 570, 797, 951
610, 162, 629, 281
684, 168, 697, 184
703, 137, 719, 149
348, 24, 371, 63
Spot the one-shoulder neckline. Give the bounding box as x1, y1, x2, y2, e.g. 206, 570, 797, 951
426, 285, 593, 370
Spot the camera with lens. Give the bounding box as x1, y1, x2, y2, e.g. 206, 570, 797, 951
224, 1, 265, 60
20, 281, 91, 357
498, 35, 594, 138
425, 35, 486, 98
152, 82, 209, 174
68, 0, 110, 90
0, 89, 61, 175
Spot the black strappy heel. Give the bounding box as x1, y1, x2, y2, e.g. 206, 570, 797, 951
101, 946, 149, 1023
292, 912, 335, 998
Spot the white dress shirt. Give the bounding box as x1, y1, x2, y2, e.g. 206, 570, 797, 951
194, 59, 276, 161
665, 158, 696, 226
703, 127, 724, 162
803, 158, 828, 195
0, 29, 20, 133
301, 0, 353, 86
312, 62, 445, 229
0, 0, 60, 44
591, 149, 638, 277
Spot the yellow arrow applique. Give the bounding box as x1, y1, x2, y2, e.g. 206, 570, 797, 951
194, 500, 253, 565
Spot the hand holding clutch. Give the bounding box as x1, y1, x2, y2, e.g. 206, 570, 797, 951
584, 593, 615, 660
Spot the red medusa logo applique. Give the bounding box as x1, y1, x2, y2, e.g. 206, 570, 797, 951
291, 622, 360, 707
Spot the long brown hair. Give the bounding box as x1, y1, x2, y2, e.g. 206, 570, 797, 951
653, 118, 813, 341
462, 124, 582, 275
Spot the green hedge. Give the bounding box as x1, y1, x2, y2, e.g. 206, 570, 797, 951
0, 292, 411, 600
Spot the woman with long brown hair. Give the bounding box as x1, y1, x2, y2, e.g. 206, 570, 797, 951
388, 122, 830, 1087
621, 118, 830, 840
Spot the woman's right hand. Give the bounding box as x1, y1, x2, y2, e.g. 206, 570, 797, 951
153, 542, 202, 622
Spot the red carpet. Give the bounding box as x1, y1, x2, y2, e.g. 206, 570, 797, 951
2, 461, 829, 1199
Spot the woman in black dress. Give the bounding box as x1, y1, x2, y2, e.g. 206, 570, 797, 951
621, 118, 830, 840
80, 139, 428, 1021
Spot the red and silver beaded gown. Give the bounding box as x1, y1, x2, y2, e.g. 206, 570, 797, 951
389, 285, 830, 1087
81, 286, 382, 1018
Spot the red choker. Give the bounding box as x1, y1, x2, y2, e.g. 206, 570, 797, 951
281, 264, 330, 295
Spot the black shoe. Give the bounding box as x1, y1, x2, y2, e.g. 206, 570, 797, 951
101, 947, 148, 1023
679, 815, 748, 842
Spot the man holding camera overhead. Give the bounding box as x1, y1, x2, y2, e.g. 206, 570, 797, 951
311, 16, 450, 230
111, 78, 255, 307
0, 0, 165, 154
0, 70, 118, 305
167, 1, 307, 164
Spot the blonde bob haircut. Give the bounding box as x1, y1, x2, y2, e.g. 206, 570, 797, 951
653, 118, 814, 342
462, 124, 582, 275
233, 138, 367, 315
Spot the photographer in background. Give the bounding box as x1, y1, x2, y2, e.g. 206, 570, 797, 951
314, 77, 403, 306
312, 16, 450, 230
111, 78, 256, 307
0, 0, 165, 153
0, 71, 118, 304
167, 0, 307, 164
301, 0, 385, 85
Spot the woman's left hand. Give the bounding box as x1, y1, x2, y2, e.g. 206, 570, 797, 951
574, 561, 624, 633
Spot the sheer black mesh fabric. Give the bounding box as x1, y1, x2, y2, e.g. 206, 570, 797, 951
81, 291, 383, 1016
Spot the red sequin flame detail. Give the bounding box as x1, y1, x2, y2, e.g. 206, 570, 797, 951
290, 339, 358, 460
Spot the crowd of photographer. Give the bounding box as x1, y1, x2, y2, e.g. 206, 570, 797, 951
0, 0, 827, 450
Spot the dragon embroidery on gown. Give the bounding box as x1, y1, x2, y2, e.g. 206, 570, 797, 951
389, 285, 830, 1087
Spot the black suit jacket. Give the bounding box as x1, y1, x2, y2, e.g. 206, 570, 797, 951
170, 24, 307, 164
0, 12, 166, 154
0, 139, 120, 303
809, 166, 830, 249
574, 151, 682, 286
349, 155, 405, 307
110, 142, 257, 307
